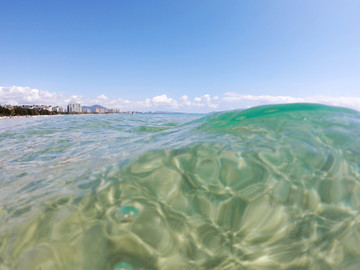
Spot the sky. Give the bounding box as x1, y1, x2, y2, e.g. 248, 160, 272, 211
1, 0, 360, 112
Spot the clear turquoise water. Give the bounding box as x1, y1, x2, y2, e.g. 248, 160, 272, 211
1, 103, 360, 269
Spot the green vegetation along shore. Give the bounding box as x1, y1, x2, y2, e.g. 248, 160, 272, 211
0, 106, 60, 116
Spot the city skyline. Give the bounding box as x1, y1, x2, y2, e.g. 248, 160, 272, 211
1, 1, 359, 113
1, 102, 127, 114
1, 85, 360, 113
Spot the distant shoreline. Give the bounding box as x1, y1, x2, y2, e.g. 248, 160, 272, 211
0, 114, 64, 120
0, 112, 204, 120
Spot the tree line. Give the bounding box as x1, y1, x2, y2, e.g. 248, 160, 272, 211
0, 106, 61, 116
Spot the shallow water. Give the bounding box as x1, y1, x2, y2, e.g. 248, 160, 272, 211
1, 104, 360, 269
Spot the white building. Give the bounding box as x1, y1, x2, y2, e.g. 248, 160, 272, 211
82, 107, 91, 113
3, 104, 13, 109
32, 105, 49, 111
53, 106, 64, 112
67, 103, 81, 113
21, 105, 34, 109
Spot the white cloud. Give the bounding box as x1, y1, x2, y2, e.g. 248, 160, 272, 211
179, 94, 219, 109
1, 86, 360, 112
65, 95, 83, 104
0, 86, 220, 111
0, 86, 66, 106
221, 92, 360, 111
88, 93, 220, 111
180, 95, 192, 106
309, 96, 360, 110
97, 94, 109, 101
223, 92, 302, 103
193, 94, 218, 108
151, 94, 179, 108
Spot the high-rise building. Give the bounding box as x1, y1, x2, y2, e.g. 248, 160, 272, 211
67, 103, 81, 113
95, 107, 107, 113
82, 107, 91, 113
53, 106, 64, 112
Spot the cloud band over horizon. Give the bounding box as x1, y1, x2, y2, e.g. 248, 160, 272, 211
1, 86, 360, 113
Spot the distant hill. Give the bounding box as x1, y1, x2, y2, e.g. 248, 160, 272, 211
82, 104, 107, 112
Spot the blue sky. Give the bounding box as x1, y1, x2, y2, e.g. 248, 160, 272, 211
1, 0, 360, 112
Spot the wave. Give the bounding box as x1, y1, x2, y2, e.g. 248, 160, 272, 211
1, 103, 360, 269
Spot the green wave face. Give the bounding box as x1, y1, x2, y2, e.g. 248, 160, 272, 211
1, 103, 360, 269
198, 103, 359, 132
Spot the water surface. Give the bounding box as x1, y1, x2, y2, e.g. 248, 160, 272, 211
1, 104, 360, 269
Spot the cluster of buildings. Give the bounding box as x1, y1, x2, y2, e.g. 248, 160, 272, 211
2, 103, 125, 114
67, 103, 122, 113
2, 104, 66, 112
67, 103, 81, 113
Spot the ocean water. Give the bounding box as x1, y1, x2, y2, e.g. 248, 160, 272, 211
1, 103, 360, 270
